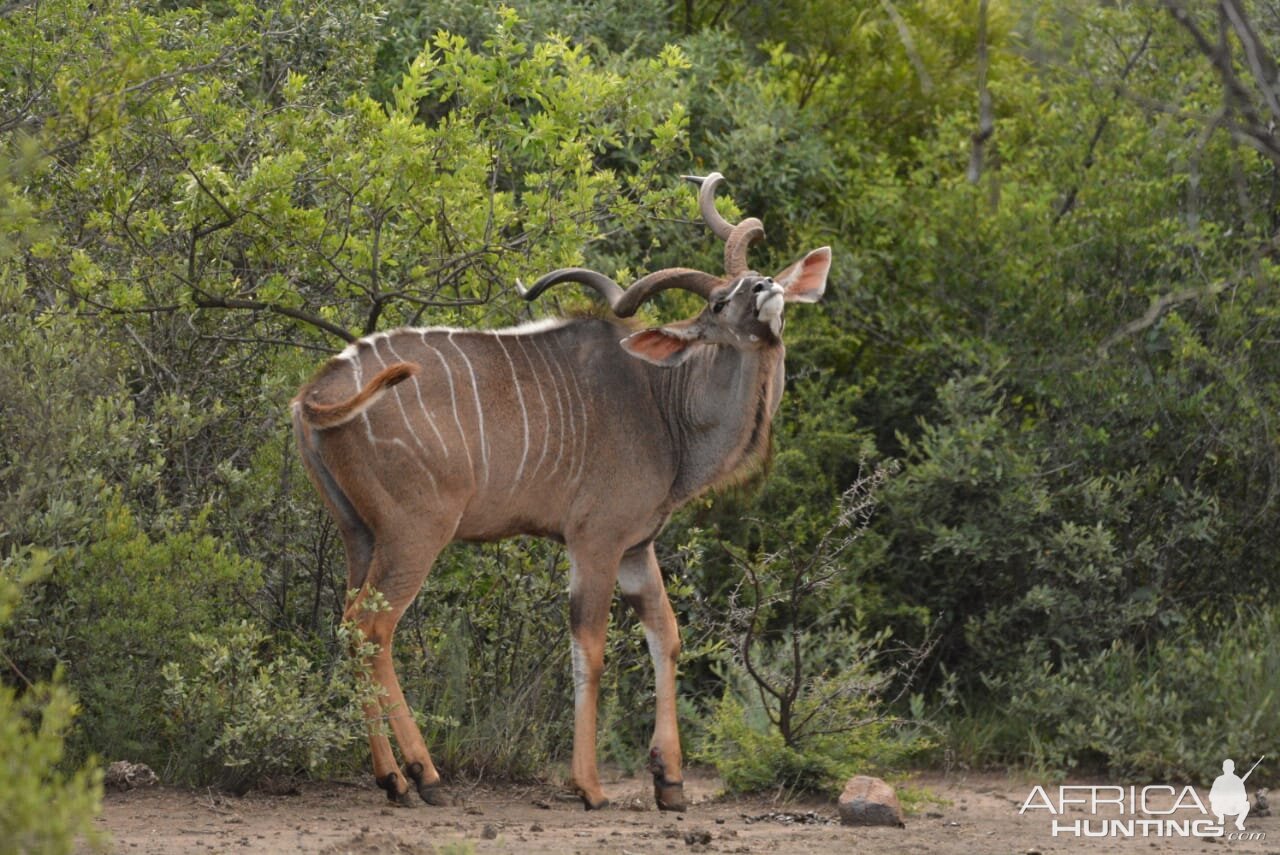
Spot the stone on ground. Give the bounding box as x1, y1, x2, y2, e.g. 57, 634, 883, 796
838, 775, 904, 828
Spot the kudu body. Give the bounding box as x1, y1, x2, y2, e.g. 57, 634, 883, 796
291, 174, 831, 811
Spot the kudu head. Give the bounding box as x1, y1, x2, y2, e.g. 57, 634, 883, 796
519, 173, 831, 366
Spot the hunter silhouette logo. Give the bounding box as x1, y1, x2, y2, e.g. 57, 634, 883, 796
1210, 756, 1264, 831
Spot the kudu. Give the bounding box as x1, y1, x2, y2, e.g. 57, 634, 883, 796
291, 173, 831, 811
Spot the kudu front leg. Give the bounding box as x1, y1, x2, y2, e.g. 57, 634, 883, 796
619, 544, 686, 811
566, 549, 619, 810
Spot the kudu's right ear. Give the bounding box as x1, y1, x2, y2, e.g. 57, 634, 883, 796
620, 324, 700, 367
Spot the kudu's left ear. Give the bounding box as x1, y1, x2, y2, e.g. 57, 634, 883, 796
620, 323, 700, 367
774, 246, 831, 303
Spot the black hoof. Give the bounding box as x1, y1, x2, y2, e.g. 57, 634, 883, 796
375, 772, 413, 807
648, 747, 686, 812
404, 761, 449, 807
581, 794, 611, 811
655, 779, 687, 812
418, 782, 450, 806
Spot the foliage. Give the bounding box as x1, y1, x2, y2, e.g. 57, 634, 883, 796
4, 488, 260, 767
699, 633, 928, 796
0, 558, 103, 855
1003, 605, 1280, 787
4, 0, 1280, 793
697, 469, 933, 795
161, 620, 380, 792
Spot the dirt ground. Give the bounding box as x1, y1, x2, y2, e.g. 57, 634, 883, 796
91, 768, 1279, 855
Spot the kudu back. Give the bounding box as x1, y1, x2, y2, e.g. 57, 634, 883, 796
292, 174, 831, 811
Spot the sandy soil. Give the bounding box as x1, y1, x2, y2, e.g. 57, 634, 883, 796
90, 768, 1279, 854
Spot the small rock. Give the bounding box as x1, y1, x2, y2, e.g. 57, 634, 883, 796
1254, 788, 1271, 817
530, 823, 543, 832
838, 775, 905, 828
684, 829, 712, 845
481, 825, 498, 840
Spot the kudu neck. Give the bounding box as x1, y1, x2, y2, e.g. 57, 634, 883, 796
650, 342, 784, 500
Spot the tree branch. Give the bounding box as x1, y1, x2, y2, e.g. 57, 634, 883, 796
190, 291, 356, 344
1097, 281, 1229, 356
967, 0, 993, 185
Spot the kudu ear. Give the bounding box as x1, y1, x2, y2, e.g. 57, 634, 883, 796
620, 325, 700, 367
774, 246, 831, 303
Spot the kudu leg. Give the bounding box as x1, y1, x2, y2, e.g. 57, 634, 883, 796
566, 546, 621, 810
345, 533, 453, 807
618, 544, 686, 812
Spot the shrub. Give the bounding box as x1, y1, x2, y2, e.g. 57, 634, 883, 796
1002, 605, 1279, 786
700, 629, 928, 796
0, 555, 103, 854
696, 468, 933, 796
5, 490, 260, 767
161, 619, 381, 792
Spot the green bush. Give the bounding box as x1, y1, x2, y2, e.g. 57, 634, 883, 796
698, 628, 929, 796
162, 619, 381, 792
0, 557, 103, 854
5, 490, 260, 768
1002, 605, 1279, 786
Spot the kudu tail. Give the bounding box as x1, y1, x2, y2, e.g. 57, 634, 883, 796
296, 362, 419, 429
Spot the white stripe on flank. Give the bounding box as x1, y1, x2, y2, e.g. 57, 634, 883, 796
421, 332, 473, 479
384, 336, 448, 459
494, 335, 530, 493
534, 337, 571, 479
349, 351, 376, 444
369, 338, 438, 496
565, 360, 590, 484
448, 331, 489, 486
514, 337, 551, 480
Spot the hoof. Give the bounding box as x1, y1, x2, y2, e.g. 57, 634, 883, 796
418, 782, 450, 806
403, 762, 449, 807
655, 779, 686, 812
375, 772, 413, 807
648, 746, 686, 812
580, 794, 611, 811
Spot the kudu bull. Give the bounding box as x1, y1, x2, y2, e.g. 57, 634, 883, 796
291, 173, 831, 811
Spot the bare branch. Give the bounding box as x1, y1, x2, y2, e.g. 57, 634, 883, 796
880, 0, 933, 94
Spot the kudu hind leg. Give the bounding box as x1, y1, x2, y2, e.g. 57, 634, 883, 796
347, 533, 453, 806
566, 547, 621, 810
618, 544, 686, 811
